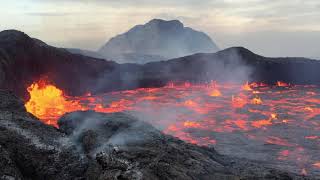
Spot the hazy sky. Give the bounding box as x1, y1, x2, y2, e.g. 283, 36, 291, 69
0, 0, 319, 58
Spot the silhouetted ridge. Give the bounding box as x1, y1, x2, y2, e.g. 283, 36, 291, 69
1, 30, 320, 99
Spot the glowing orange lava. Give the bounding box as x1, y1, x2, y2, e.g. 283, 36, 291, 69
25, 80, 87, 126
271, 113, 278, 119
277, 81, 290, 87
232, 94, 247, 108
209, 81, 222, 97
251, 97, 263, 105
183, 121, 201, 128
209, 89, 222, 97
251, 119, 272, 128
24, 79, 320, 176
242, 81, 253, 91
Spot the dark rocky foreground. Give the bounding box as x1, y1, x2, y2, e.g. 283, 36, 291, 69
0, 90, 314, 180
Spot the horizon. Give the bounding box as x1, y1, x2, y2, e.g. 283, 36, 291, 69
1, 0, 319, 58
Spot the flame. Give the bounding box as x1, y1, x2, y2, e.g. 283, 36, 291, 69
242, 81, 253, 91
271, 113, 278, 119
209, 81, 222, 97
282, 119, 290, 123
252, 91, 261, 94
184, 100, 197, 107
209, 89, 222, 97
251, 119, 272, 128
250, 82, 267, 88
25, 80, 86, 126
234, 119, 249, 131
251, 97, 263, 105
277, 81, 289, 87
183, 121, 201, 128
304, 107, 314, 112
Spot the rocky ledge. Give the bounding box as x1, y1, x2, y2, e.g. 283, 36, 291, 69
0, 90, 312, 180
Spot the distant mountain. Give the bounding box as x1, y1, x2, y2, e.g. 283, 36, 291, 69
98, 19, 219, 63
1, 30, 320, 99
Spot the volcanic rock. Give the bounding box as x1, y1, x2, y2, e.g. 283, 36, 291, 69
0, 145, 23, 180
98, 19, 219, 63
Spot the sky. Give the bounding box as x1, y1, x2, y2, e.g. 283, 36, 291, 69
0, 0, 319, 58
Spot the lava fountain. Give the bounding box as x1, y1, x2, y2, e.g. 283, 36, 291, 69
25, 79, 320, 177
25, 80, 87, 126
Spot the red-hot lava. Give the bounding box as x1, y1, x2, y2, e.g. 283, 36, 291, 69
25, 80, 88, 126
25, 79, 320, 176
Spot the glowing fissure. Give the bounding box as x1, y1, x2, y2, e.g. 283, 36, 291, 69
25, 80, 320, 175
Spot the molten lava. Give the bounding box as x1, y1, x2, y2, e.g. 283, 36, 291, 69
242, 81, 253, 91
209, 81, 222, 97
25, 80, 87, 126
251, 97, 263, 105
209, 89, 222, 97
277, 81, 290, 87
231, 94, 247, 108
25, 80, 320, 176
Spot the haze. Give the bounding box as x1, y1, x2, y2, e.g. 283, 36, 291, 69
1, 0, 319, 58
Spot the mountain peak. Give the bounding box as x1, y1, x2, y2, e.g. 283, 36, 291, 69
0, 29, 48, 48
0, 30, 30, 43
98, 19, 219, 64
146, 19, 184, 29
0, 29, 27, 36
218, 47, 263, 58
148, 18, 182, 24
